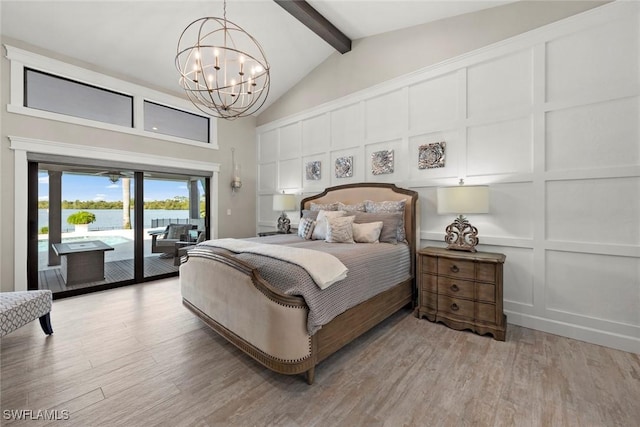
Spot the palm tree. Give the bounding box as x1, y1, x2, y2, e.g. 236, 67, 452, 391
122, 177, 131, 229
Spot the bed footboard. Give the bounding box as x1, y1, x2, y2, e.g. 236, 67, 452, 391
180, 249, 316, 380
181, 183, 418, 384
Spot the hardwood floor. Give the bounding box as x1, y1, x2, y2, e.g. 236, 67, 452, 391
1, 278, 639, 426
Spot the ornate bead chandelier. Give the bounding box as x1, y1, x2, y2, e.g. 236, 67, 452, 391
175, 0, 270, 120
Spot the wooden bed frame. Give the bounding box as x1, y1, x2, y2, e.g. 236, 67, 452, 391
180, 183, 419, 384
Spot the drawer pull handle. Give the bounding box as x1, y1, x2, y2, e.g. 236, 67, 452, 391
451, 303, 459, 311
450, 284, 459, 292
450, 265, 459, 273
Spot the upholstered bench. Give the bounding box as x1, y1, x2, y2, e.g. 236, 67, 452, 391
0, 290, 53, 337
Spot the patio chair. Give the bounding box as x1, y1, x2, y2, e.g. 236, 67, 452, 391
150, 223, 197, 258
173, 229, 206, 266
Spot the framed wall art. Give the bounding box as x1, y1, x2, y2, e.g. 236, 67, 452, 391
305, 161, 321, 180
335, 156, 353, 178
371, 150, 394, 175
418, 141, 446, 169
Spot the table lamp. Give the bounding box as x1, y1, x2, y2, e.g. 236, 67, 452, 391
273, 193, 297, 233
437, 179, 489, 252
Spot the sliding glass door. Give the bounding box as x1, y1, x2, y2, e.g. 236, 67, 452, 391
142, 175, 207, 279
35, 164, 136, 294
29, 161, 209, 297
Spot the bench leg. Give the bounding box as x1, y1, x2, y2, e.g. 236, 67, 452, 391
39, 313, 53, 335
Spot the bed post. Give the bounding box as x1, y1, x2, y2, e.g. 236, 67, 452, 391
306, 367, 315, 385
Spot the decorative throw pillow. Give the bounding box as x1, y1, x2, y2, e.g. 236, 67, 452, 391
337, 201, 366, 212
352, 221, 384, 243
312, 210, 347, 240
364, 199, 407, 242
325, 215, 356, 243
302, 209, 319, 220
353, 211, 403, 244
310, 202, 339, 211
297, 218, 316, 240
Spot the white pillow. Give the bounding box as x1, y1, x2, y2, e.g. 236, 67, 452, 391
326, 215, 355, 243
353, 221, 384, 243
312, 210, 347, 240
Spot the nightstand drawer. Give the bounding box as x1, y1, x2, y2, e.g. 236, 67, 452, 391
438, 258, 474, 280
476, 302, 496, 323
437, 295, 474, 319
438, 276, 474, 299
421, 256, 437, 273
476, 263, 497, 283
421, 274, 437, 293
477, 283, 496, 303
421, 291, 437, 311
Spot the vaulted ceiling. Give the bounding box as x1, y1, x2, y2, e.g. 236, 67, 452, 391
1, 1, 513, 112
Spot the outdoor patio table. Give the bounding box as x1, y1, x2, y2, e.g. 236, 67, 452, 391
52, 240, 114, 285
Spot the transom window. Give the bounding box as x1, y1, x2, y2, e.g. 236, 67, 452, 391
6, 45, 217, 148
25, 68, 133, 127
144, 101, 209, 143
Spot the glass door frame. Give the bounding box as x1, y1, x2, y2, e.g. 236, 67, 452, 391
27, 162, 211, 298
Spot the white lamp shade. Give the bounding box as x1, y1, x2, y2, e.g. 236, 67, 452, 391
437, 185, 489, 214
273, 194, 297, 211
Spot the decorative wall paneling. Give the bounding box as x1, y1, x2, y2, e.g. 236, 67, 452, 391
256, 3, 639, 353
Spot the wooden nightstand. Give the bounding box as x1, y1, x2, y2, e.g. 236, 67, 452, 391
257, 230, 297, 237
417, 247, 506, 341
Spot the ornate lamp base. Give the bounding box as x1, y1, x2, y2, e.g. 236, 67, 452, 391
444, 215, 480, 252
277, 212, 291, 233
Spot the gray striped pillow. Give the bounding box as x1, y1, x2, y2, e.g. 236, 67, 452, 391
297, 218, 315, 240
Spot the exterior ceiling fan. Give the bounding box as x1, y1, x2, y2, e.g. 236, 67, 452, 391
94, 171, 133, 183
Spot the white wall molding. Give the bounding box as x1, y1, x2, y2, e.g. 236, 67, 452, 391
545, 166, 640, 182
506, 311, 640, 355
256, 2, 640, 354
256, 1, 639, 134
9, 136, 221, 173
12, 148, 28, 292
9, 136, 220, 291
421, 234, 534, 249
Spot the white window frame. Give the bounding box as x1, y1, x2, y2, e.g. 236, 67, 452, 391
5, 45, 218, 149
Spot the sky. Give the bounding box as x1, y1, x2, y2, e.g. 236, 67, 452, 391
38, 172, 191, 202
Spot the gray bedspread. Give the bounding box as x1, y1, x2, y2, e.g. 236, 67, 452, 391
196, 235, 411, 335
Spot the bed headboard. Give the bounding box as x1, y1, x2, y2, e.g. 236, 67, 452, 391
300, 183, 420, 276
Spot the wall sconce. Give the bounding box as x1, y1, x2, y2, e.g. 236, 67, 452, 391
231, 148, 242, 192
437, 178, 489, 252
272, 192, 297, 233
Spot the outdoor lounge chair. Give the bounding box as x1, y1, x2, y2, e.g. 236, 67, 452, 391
150, 223, 197, 258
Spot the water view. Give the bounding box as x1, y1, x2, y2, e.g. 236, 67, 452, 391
36, 169, 207, 294
39, 209, 189, 232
